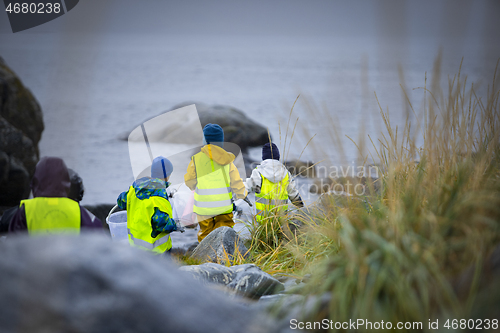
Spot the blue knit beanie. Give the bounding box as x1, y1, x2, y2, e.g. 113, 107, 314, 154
262, 143, 280, 161
151, 156, 173, 179
203, 123, 224, 144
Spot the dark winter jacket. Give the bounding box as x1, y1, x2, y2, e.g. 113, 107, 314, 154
8, 157, 103, 233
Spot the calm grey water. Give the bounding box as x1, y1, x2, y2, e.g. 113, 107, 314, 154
0, 32, 498, 205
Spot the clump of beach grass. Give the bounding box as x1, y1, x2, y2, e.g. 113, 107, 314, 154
247, 57, 500, 330
244, 210, 302, 275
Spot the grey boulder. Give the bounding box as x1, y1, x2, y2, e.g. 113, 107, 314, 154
255, 293, 332, 329
190, 226, 249, 263
228, 264, 285, 298
0, 57, 44, 206
284, 160, 316, 178
180, 262, 236, 285
0, 150, 30, 205
121, 102, 269, 152
0, 234, 292, 333
177, 102, 269, 151
180, 263, 284, 299
83, 203, 117, 226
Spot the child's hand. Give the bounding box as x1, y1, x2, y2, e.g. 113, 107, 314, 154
175, 220, 185, 233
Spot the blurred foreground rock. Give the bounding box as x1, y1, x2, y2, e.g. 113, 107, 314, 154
191, 226, 249, 263
0, 57, 44, 206
257, 293, 332, 329
180, 263, 284, 299
0, 234, 295, 333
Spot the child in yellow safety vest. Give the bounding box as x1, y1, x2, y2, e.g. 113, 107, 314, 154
184, 123, 247, 242
117, 156, 184, 254
245, 143, 304, 222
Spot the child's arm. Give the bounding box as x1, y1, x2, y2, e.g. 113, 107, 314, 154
150, 207, 177, 237
229, 163, 247, 199
287, 173, 304, 207
117, 191, 128, 210
184, 158, 197, 190
245, 168, 262, 194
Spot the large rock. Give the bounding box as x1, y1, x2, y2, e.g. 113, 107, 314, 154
243, 152, 260, 177
284, 160, 316, 178
84, 203, 118, 230
180, 262, 237, 285
0, 57, 44, 206
190, 226, 249, 263
244, 155, 316, 179
256, 293, 332, 329
121, 102, 269, 152
172, 102, 269, 151
180, 263, 284, 299
228, 264, 285, 298
0, 234, 295, 333
310, 176, 381, 195
0, 150, 30, 204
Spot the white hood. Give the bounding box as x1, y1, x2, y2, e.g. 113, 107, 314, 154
256, 159, 288, 183
246, 158, 300, 200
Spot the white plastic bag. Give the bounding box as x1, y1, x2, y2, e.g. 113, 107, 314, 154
171, 190, 196, 226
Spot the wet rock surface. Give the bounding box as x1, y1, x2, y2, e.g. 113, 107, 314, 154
180, 262, 237, 285
256, 293, 332, 328
0, 234, 296, 333
0, 57, 44, 206
83, 203, 117, 231
284, 160, 316, 178
228, 264, 285, 298
190, 226, 249, 263
180, 263, 284, 299
171, 102, 269, 152
121, 102, 269, 153
0, 206, 17, 234
243, 153, 260, 177
170, 227, 200, 256
310, 176, 381, 195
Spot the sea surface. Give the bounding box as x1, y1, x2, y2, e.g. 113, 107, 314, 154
0, 33, 498, 205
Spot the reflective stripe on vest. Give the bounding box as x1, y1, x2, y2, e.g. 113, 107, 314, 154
128, 228, 171, 249
193, 150, 233, 216
255, 173, 289, 222
255, 198, 288, 215
195, 187, 231, 195
21, 197, 81, 235
126, 186, 172, 253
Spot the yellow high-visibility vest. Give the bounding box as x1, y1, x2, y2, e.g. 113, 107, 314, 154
21, 197, 81, 235
255, 173, 289, 222
126, 186, 172, 253
192, 151, 233, 216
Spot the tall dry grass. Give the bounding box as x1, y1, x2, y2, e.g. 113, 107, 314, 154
246, 57, 500, 329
